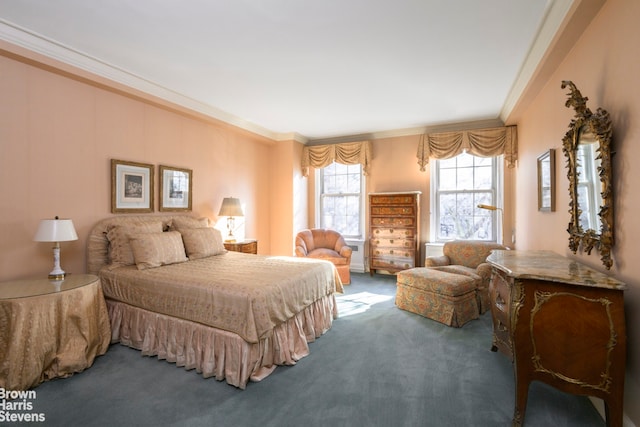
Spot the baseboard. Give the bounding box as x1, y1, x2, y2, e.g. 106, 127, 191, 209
588, 397, 636, 427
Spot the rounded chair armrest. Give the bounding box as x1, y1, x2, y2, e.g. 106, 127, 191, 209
425, 255, 451, 267
295, 245, 308, 257
475, 262, 493, 280
339, 246, 353, 259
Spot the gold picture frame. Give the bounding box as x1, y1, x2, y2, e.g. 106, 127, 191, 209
159, 165, 192, 212
111, 159, 154, 213
537, 149, 555, 212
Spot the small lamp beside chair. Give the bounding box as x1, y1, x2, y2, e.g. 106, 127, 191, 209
218, 197, 244, 242
477, 204, 504, 245
33, 216, 78, 280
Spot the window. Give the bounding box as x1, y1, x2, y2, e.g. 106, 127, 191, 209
430, 152, 502, 242
576, 143, 602, 231
316, 162, 364, 238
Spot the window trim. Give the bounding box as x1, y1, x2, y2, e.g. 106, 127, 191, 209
429, 154, 503, 243
314, 163, 366, 240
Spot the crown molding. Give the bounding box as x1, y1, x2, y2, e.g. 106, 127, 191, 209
306, 118, 504, 145
0, 20, 288, 142
500, 0, 575, 122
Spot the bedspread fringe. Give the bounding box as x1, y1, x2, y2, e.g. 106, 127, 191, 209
106, 293, 337, 389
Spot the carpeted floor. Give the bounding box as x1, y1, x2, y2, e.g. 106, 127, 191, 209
21, 273, 604, 426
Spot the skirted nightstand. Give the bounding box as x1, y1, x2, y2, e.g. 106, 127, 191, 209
0, 274, 111, 390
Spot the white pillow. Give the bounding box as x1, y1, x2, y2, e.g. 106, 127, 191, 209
130, 231, 188, 270
180, 227, 227, 260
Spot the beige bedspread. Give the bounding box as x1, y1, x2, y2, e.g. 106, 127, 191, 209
100, 251, 341, 344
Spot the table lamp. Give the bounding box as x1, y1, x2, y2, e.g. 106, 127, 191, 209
34, 216, 78, 280
218, 197, 244, 242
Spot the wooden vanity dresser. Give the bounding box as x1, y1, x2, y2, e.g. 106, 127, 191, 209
487, 250, 626, 427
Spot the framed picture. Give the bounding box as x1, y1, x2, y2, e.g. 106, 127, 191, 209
537, 149, 555, 212
111, 159, 154, 213
159, 165, 192, 211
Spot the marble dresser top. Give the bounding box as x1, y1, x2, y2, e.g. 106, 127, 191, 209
487, 250, 626, 290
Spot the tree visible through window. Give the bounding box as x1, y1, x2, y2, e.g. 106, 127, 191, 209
432, 152, 501, 242
318, 163, 363, 238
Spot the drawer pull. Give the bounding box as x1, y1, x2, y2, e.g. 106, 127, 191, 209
390, 229, 394, 233
390, 239, 394, 244
390, 250, 394, 254
497, 320, 508, 332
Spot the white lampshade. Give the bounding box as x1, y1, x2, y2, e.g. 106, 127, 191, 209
218, 197, 244, 217
33, 216, 78, 280
34, 218, 78, 242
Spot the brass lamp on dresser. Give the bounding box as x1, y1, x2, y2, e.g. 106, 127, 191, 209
368, 191, 420, 275
487, 250, 626, 427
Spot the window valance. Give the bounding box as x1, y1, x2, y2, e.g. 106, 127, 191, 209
302, 140, 372, 177
417, 126, 518, 171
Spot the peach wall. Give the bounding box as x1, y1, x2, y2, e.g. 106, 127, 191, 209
269, 139, 308, 256
368, 135, 430, 261
511, 0, 640, 422
306, 134, 517, 264
0, 52, 273, 281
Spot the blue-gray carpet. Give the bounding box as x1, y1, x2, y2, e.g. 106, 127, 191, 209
22, 273, 604, 426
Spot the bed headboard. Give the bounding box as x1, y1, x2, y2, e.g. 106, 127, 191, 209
86, 215, 208, 275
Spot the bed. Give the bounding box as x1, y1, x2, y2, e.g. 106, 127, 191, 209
87, 215, 342, 389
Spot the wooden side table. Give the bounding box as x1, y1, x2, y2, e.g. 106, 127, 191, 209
224, 239, 258, 254
0, 274, 111, 390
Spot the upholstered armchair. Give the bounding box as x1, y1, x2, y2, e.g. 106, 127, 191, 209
295, 229, 352, 285
425, 240, 507, 313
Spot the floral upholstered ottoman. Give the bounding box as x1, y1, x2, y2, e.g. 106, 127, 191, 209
395, 268, 480, 327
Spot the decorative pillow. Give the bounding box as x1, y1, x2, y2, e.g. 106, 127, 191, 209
169, 217, 209, 231
181, 227, 227, 260
130, 231, 188, 270
106, 222, 163, 267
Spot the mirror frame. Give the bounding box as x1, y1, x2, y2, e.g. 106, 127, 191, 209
561, 80, 614, 269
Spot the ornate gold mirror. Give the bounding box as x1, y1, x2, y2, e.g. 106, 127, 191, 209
561, 81, 614, 269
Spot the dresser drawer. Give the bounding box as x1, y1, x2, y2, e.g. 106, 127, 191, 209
490, 268, 514, 360
371, 257, 415, 271
491, 269, 512, 314
371, 217, 416, 227
371, 228, 415, 238
492, 315, 513, 360
370, 195, 417, 205
371, 206, 416, 217
371, 247, 415, 259
370, 237, 415, 248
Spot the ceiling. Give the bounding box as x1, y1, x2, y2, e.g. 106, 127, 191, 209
0, 0, 570, 142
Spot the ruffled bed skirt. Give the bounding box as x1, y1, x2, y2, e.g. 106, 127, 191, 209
106, 294, 337, 389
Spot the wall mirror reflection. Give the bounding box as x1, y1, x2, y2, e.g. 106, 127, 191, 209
561, 80, 614, 269
537, 149, 555, 212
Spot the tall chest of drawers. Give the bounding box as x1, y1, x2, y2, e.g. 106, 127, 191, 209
369, 191, 421, 275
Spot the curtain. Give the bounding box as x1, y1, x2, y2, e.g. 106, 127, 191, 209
417, 126, 518, 171
301, 140, 372, 177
